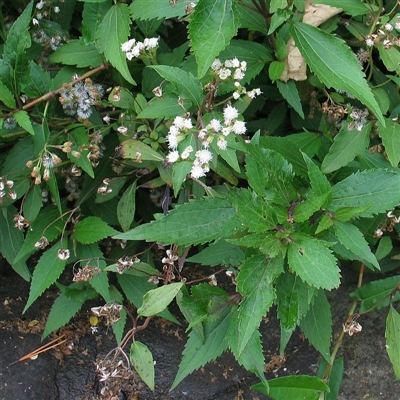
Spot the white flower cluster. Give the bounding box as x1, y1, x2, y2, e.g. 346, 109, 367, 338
365, 22, 400, 49
121, 37, 159, 60
349, 107, 369, 131
210, 57, 262, 100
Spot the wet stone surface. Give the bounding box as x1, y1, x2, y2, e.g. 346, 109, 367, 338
1, 262, 400, 400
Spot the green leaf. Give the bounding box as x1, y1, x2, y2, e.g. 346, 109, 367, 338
130, 341, 155, 390
117, 181, 137, 232
47, 169, 62, 215
186, 240, 244, 266
14, 110, 35, 135
302, 152, 331, 197
300, 290, 332, 362
49, 40, 102, 68
137, 95, 192, 119
22, 61, 52, 97
0, 80, 16, 108
130, 0, 197, 20
350, 276, 400, 312
245, 146, 295, 205
292, 193, 330, 223
42, 283, 97, 339
377, 44, 400, 74
377, 118, 400, 168
237, 0, 268, 35
114, 197, 242, 246
0, 206, 30, 280
291, 22, 384, 125
228, 188, 277, 232
330, 169, 400, 217
227, 255, 277, 355
276, 272, 311, 330
375, 236, 393, 261
23, 184, 43, 223
74, 216, 119, 244
189, 0, 240, 78
333, 221, 379, 269
171, 308, 232, 390
149, 65, 203, 108
314, 0, 369, 16
252, 375, 329, 399
386, 306, 400, 380
269, 61, 286, 82
277, 80, 304, 119
82, 1, 111, 43
119, 139, 164, 162
67, 127, 95, 178
137, 282, 183, 317
14, 205, 67, 264
288, 234, 340, 290
317, 358, 344, 400
321, 123, 371, 174
96, 3, 135, 84
23, 240, 68, 313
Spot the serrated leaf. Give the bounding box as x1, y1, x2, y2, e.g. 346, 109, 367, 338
377, 118, 400, 168
291, 22, 384, 125
23, 184, 43, 223
375, 236, 393, 261
302, 152, 331, 197
333, 205, 372, 221
130, 0, 198, 20
137, 282, 183, 317
22, 61, 52, 97
276, 80, 304, 118
237, 0, 268, 35
317, 358, 344, 400
82, 1, 111, 43
189, 0, 240, 78
186, 240, 244, 266
67, 127, 94, 178
74, 216, 119, 244
386, 306, 400, 379
23, 240, 68, 313
276, 272, 311, 330
288, 234, 340, 290
228, 188, 277, 232
300, 290, 332, 362
130, 341, 155, 390
42, 283, 97, 339
377, 44, 400, 74
330, 169, 400, 217
350, 276, 400, 312
334, 221, 379, 269
0, 80, 16, 108
315, 0, 369, 16
149, 65, 203, 108
117, 181, 136, 232
293, 193, 330, 223
14, 110, 35, 135
108, 285, 127, 344
96, 4, 135, 84
227, 255, 277, 355
48, 169, 62, 215
114, 197, 242, 246
137, 95, 192, 119
119, 139, 164, 162
245, 146, 295, 205
170, 308, 232, 390
0, 206, 30, 280
253, 375, 329, 399
270, 61, 286, 82
49, 40, 102, 68
321, 123, 371, 174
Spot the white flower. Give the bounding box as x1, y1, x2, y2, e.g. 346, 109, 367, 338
384, 23, 393, 32
181, 146, 193, 159
240, 61, 247, 71
198, 129, 207, 139
232, 120, 246, 135
117, 126, 128, 135
196, 149, 213, 164
218, 68, 232, 80
166, 151, 180, 163
233, 92, 240, 100
217, 138, 227, 150
190, 164, 206, 179
183, 118, 193, 130
222, 127, 231, 136
209, 119, 222, 132
166, 134, 179, 149
223, 105, 239, 123
57, 249, 70, 260
169, 124, 181, 136
173, 116, 185, 129
233, 68, 245, 80
32, 18, 39, 25
231, 57, 240, 68
365, 37, 374, 47
54, 6, 60, 13
144, 37, 159, 49
395, 21, 400, 30
211, 58, 223, 71
224, 59, 233, 68
121, 39, 136, 52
